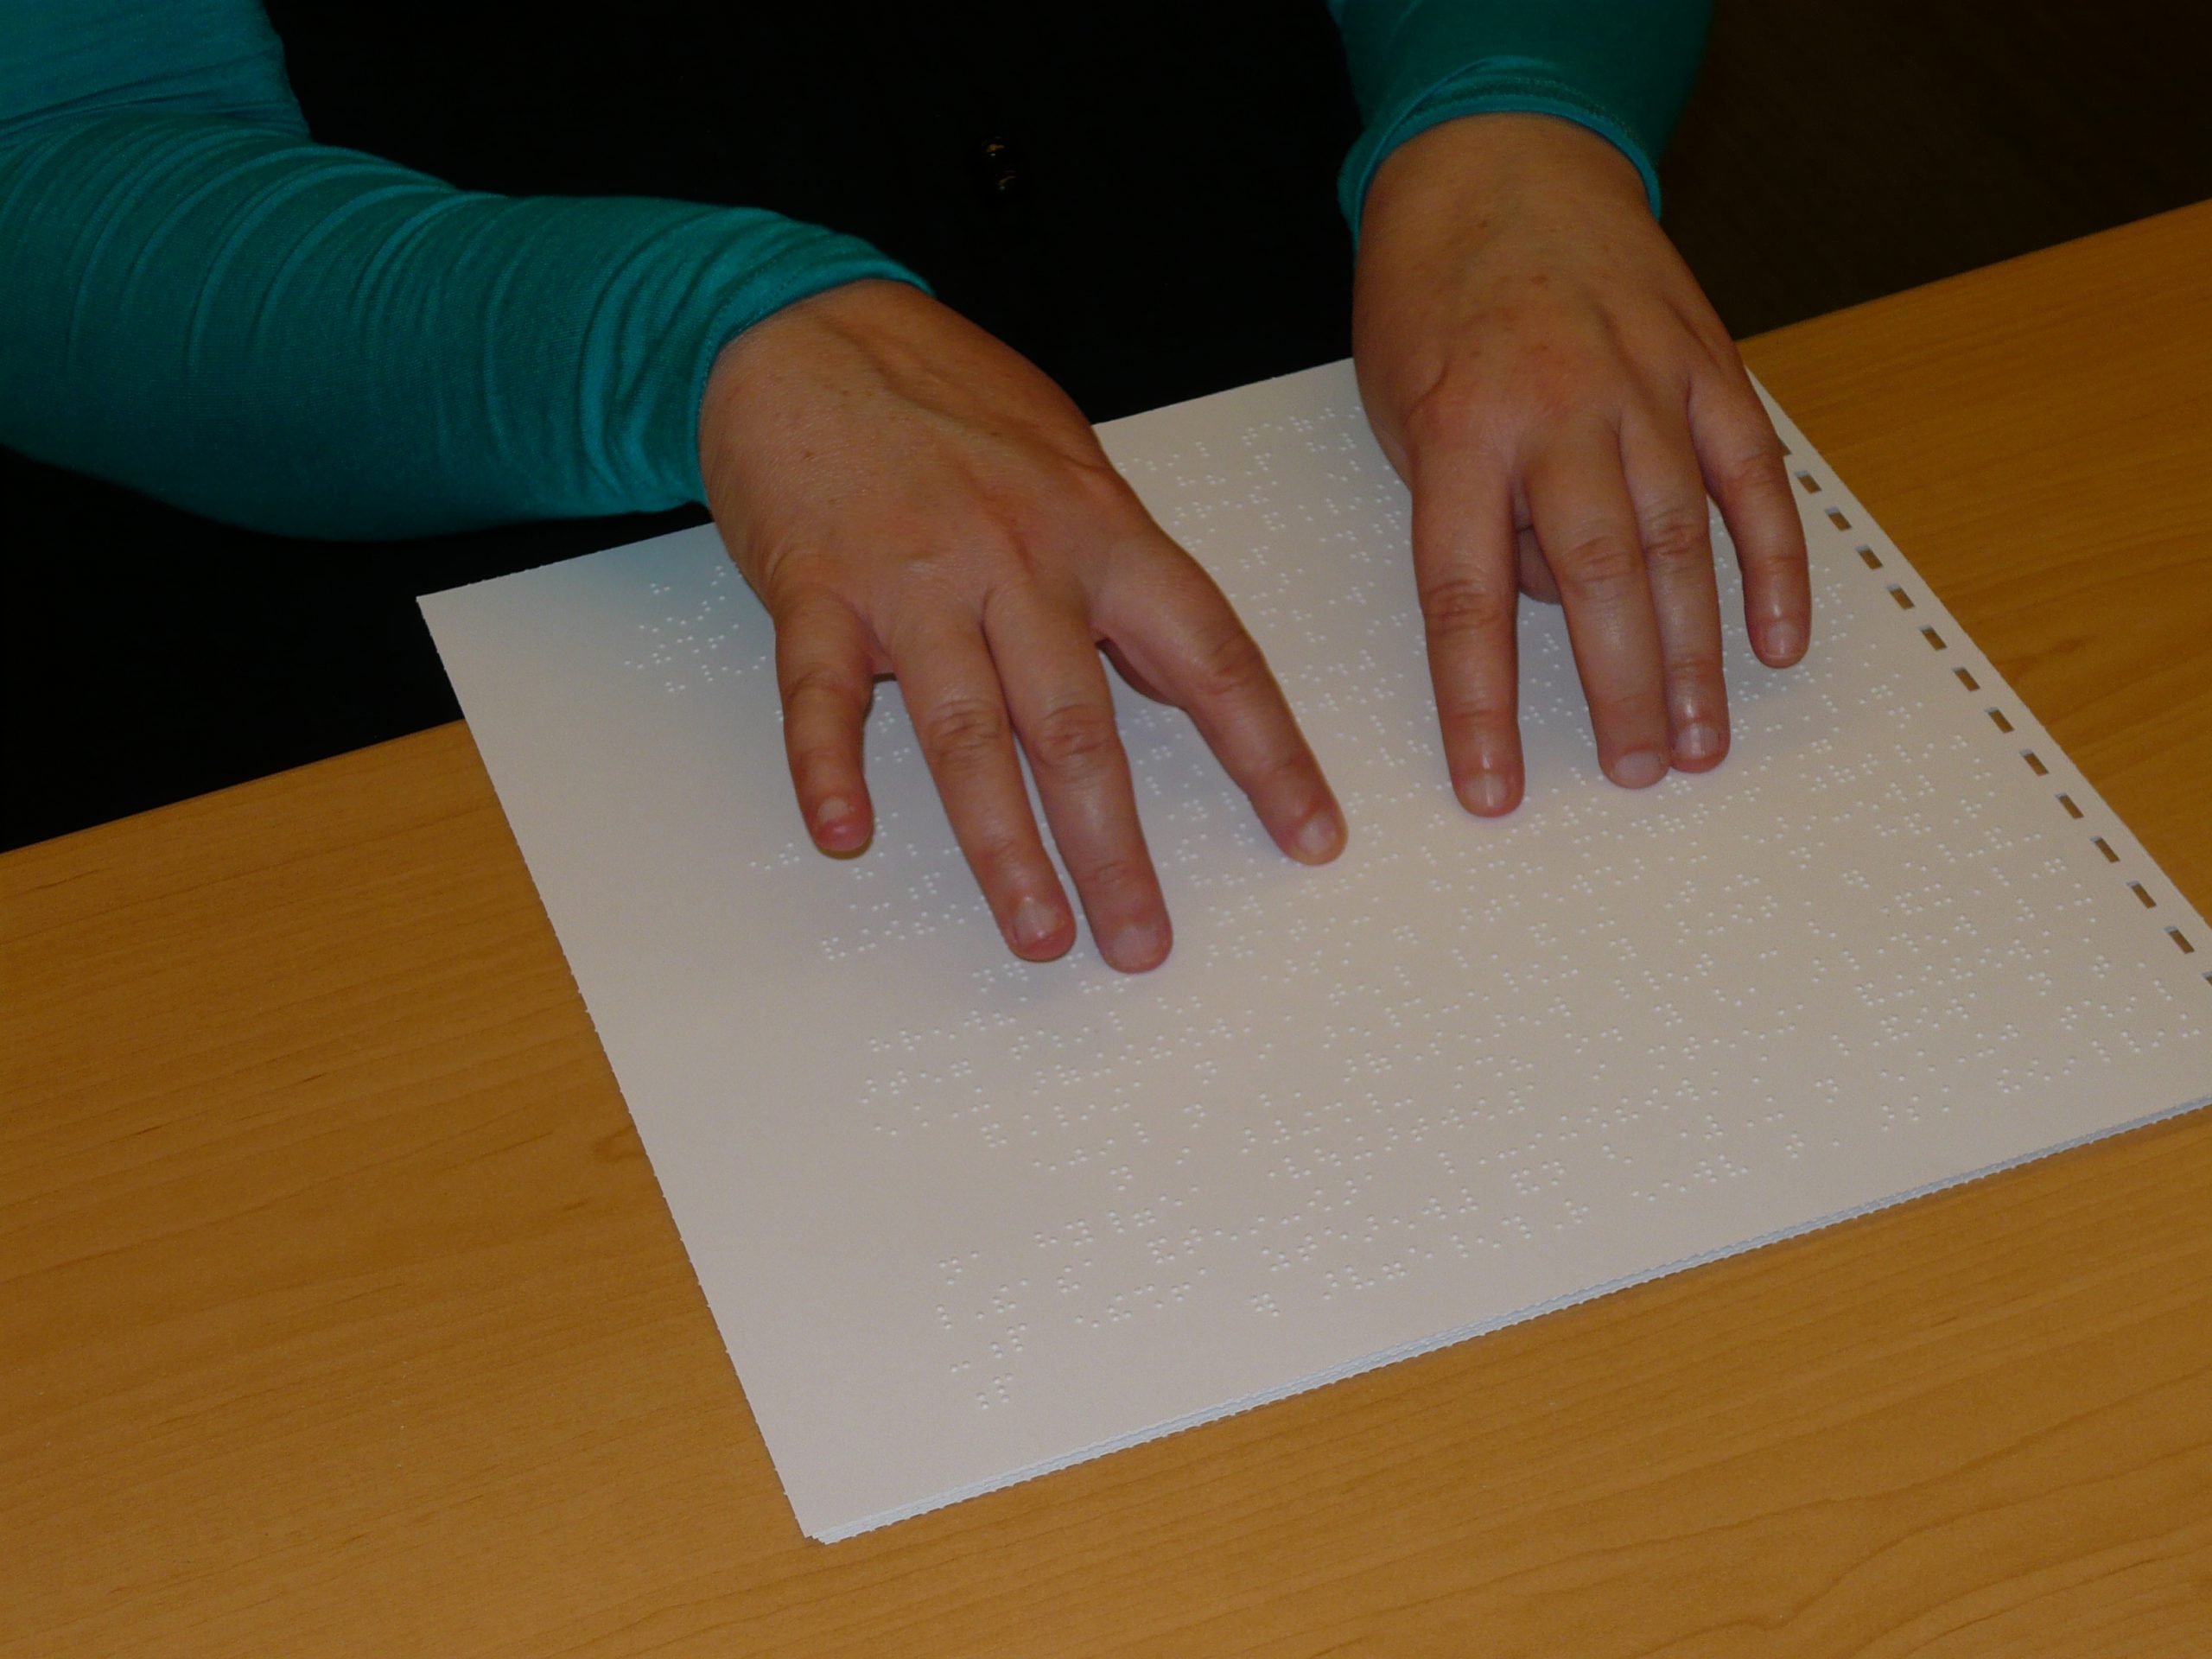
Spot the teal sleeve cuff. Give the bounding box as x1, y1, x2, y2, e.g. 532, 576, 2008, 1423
0, 114, 927, 539
1328, 0, 1710, 233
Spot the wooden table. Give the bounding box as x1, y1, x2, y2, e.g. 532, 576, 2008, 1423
6, 203, 2210, 1659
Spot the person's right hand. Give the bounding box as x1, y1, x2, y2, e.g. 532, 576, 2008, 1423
698, 279, 1345, 972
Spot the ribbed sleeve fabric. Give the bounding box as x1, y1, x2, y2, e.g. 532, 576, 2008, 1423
0, 0, 306, 142
1327, 0, 1710, 232
0, 0, 925, 539
3, 0, 1707, 540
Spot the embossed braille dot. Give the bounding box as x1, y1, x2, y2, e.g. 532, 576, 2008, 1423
444, 365, 2212, 1513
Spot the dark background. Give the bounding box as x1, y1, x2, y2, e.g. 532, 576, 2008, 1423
7, 0, 2210, 851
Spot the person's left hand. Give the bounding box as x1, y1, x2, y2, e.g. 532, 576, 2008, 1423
1351, 111, 1811, 817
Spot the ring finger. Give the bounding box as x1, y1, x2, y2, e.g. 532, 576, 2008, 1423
888, 610, 1077, 962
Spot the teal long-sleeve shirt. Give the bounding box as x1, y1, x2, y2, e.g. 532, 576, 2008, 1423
0, 0, 1706, 541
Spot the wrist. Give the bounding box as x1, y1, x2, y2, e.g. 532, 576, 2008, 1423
698, 278, 917, 501
1362, 112, 1648, 246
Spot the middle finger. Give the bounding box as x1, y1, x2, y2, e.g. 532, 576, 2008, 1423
984, 588, 1171, 973
1522, 421, 1672, 787
1621, 401, 1729, 772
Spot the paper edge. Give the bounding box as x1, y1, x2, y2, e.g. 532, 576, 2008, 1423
411, 361, 2212, 1545
806, 1081, 2212, 1541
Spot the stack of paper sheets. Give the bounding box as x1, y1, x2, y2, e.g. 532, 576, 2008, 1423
423, 361, 2209, 1541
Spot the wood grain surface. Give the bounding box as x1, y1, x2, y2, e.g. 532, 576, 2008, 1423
5, 203, 2209, 1658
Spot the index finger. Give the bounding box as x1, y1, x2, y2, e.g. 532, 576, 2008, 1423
1404, 435, 1527, 815
1089, 533, 1345, 865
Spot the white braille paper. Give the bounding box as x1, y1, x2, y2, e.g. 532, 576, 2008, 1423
422, 361, 2210, 1541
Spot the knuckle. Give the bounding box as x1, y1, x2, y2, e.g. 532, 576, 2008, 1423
1402, 381, 1483, 453
1061, 454, 1141, 518
1395, 345, 1519, 448
1249, 741, 1320, 795
1638, 504, 1712, 571
1698, 324, 1742, 367
1184, 620, 1271, 704
1237, 741, 1325, 813
969, 825, 1036, 878
880, 553, 963, 614
1554, 534, 1645, 595
792, 760, 854, 807
1402, 373, 1531, 457
1417, 573, 1514, 641
1398, 353, 1642, 485
1026, 699, 1122, 772
983, 464, 1137, 571
887, 518, 1033, 601
918, 696, 1009, 768
768, 576, 846, 635
792, 752, 846, 791
969, 499, 1054, 573
1680, 310, 1739, 365
1663, 643, 1726, 687
779, 658, 854, 708
745, 531, 803, 594
1076, 855, 1153, 902
1518, 354, 1617, 424
1716, 437, 1790, 503
1436, 682, 1516, 728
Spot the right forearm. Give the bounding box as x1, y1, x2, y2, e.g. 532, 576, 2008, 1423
1326, 0, 1711, 229
0, 113, 923, 540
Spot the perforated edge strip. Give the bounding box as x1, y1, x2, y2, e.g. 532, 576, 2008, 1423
1749, 375, 2212, 989
815, 381, 2212, 1540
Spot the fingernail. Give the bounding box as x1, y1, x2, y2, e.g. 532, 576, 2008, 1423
1612, 748, 1669, 789
1294, 810, 1344, 861
814, 795, 855, 836
1764, 620, 1805, 662
1676, 721, 1724, 763
1011, 895, 1060, 951
1107, 920, 1168, 971
1459, 771, 1514, 816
